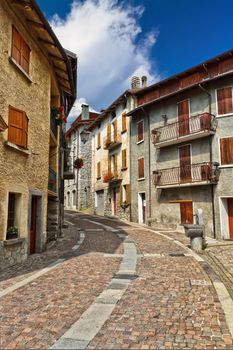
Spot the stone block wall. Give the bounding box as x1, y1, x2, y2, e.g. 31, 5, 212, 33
0, 238, 27, 270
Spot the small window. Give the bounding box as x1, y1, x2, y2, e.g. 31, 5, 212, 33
138, 158, 145, 179
217, 87, 233, 115
11, 27, 31, 75
97, 132, 101, 149
97, 161, 101, 179
121, 184, 130, 204
7, 193, 16, 230
137, 120, 144, 143
8, 106, 28, 148
122, 149, 127, 169
220, 137, 233, 165
122, 113, 127, 133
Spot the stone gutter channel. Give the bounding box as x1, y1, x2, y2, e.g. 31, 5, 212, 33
51, 234, 138, 350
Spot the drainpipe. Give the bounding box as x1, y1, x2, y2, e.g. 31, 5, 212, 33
198, 83, 216, 238
141, 106, 152, 223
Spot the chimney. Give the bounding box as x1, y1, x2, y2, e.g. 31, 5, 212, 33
131, 76, 141, 89
81, 104, 89, 120
141, 76, 147, 88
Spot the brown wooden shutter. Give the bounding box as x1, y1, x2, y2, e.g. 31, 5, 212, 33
217, 88, 233, 115
12, 27, 21, 65
120, 185, 123, 204
220, 137, 233, 165
138, 158, 144, 179
21, 40, 30, 74
122, 149, 127, 169
97, 161, 101, 178
122, 113, 127, 132
8, 106, 28, 148
180, 202, 193, 224
107, 123, 111, 143
126, 184, 130, 204
137, 121, 144, 142
114, 154, 118, 177
114, 120, 118, 142
97, 132, 101, 148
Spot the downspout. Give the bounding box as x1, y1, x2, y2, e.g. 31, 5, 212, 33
198, 83, 216, 238
141, 106, 152, 223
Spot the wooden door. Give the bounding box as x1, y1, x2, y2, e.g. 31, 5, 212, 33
179, 145, 191, 182
178, 100, 190, 136
113, 189, 117, 216
227, 198, 233, 239
30, 196, 37, 254
180, 202, 193, 224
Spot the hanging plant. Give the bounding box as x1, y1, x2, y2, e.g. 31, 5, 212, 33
103, 171, 113, 183
74, 158, 84, 169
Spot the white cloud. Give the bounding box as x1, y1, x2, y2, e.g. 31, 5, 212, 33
50, 0, 159, 117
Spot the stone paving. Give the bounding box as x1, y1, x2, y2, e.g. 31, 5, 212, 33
0, 212, 232, 349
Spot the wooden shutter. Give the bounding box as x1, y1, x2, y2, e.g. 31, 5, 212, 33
21, 40, 30, 74
97, 161, 101, 179
8, 106, 28, 148
138, 158, 144, 179
97, 132, 101, 148
126, 184, 130, 204
120, 185, 123, 203
220, 137, 233, 165
137, 120, 144, 142
12, 27, 30, 74
107, 123, 111, 143
180, 202, 193, 224
122, 113, 127, 132
217, 87, 233, 115
122, 149, 127, 169
114, 154, 118, 177
113, 120, 118, 142
108, 155, 111, 172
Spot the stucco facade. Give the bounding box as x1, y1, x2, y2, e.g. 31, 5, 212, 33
0, 0, 76, 268
130, 52, 233, 239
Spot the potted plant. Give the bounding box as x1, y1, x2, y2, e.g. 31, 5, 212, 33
6, 226, 18, 240
120, 201, 130, 209
103, 171, 113, 183
74, 158, 84, 169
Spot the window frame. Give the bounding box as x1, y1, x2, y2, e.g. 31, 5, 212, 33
218, 136, 233, 168
137, 120, 144, 144
216, 86, 233, 117
138, 157, 145, 180
11, 26, 31, 76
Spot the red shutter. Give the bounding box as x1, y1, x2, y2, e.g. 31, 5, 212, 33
217, 88, 233, 115
8, 106, 28, 148
137, 121, 144, 142
220, 137, 233, 165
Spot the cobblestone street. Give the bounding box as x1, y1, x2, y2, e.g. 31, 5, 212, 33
0, 212, 233, 349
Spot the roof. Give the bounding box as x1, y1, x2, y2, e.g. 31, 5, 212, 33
128, 48, 233, 115
66, 112, 100, 137
7, 0, 77, 111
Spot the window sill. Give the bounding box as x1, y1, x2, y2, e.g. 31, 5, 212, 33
4, 237, 25, 246
9, 57, 32, 83
216, 113, 233, 118
219, 165, 233, 169
138, 177, 145, 181
121, 129, 127, 134
121, 167, 128, 171
137, 139, 144, 145
5, 141, 31, 155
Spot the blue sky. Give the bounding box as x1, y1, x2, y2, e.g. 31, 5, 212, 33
37, 0, 233, 118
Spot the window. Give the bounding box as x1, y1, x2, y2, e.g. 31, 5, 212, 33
8, 106, 28, 148
122, 113, 127, 133
121, 184, 130, 204
217, 87, 233, 115
7, 193, 16, 229
137, 120, 144, 143
138, 158, 145, 179
220, 137, 233, 165
97, 161, 101, 179
11, 27, 31, 75
122, 149, 127, 169
97, 132, 101, 149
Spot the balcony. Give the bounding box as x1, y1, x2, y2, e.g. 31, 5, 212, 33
153, 162, 219, 189
104, 132, 122, 151
48, 168, 57, 193
103, 169, 122, 184
151, 113, 216, 148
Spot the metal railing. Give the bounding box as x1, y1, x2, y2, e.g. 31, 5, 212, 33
50, 112, 58, 138
103, 131, 122, 149
151, 113, 216, 145
48, 168, 57, 193
153, 162, 219, 187
102, 169, 122, 183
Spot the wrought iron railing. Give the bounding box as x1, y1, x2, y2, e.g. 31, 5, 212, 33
151, 113, 216, 145
103, 132, 122, 149
153, 162, 219, 187
50, 113, 58, 138
48, 168, 57, 193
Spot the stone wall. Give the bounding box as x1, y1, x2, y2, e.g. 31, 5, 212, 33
0, 238, 27, 271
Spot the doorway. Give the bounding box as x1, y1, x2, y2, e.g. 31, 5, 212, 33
96, 190, 104, 216
179, 145, 191, 183
178, 99, 190, 136
180, 201, 193, 224
30, 196, 38, 254
219, 197, 233, 239
138, 192, 146, 224
228, 198, 233, 239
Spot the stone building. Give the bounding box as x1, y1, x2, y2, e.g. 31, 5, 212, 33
0, 0, 76, 269
65, 105, 99, 211
87, 87, 138, 220
128, 49, 233, 239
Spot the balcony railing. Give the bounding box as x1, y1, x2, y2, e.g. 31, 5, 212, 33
151, 113, 216, 147
103, 132, 122, 150
48, 168, 57, 193
64, 149, 75, 180
153, 162, 219, 188
50, 112, 58, 139
102, 169, 122, 183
